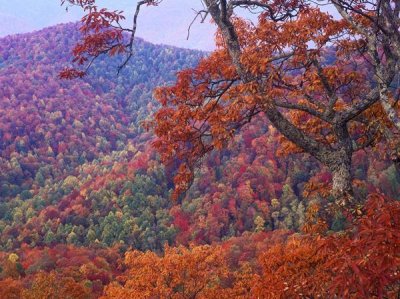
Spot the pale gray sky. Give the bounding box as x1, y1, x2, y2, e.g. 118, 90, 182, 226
0, 0, 217, 50
0, 1, 337, 50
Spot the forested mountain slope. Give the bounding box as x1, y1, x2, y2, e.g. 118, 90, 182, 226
0, 22, 202, 216
0, 22, 204, 254
0, 23, 398, 298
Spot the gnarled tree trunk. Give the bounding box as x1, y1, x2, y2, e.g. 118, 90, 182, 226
324, 149, 364, 218
329, 156, 354, 207
321, 124, 360, 216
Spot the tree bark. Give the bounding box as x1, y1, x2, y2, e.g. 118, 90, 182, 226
321, 123, 360, 216
323, 146, 365, 219
329, 156, 354, 206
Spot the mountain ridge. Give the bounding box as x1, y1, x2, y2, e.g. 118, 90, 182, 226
0, 0, 217, 50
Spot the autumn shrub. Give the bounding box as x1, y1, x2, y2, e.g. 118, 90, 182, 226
100, 194, 399, 299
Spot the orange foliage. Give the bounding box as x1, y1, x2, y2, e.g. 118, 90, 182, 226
0, 278, 23, 299
252, 236, 331, 297
22, 271, 90, 299
249, 193, 400, 298
102, 245, 229, 299
325, 193, 400, 298
100, 194, 399, 298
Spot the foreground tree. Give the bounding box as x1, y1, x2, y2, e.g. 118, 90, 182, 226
61, 0, 400, 214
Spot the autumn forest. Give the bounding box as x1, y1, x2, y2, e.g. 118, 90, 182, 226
0, 0, 399, 298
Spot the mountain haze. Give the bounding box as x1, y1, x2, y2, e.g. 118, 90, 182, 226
0, 0, 216, 50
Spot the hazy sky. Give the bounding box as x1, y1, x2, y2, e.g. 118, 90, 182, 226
0, 0, 217, 50
0, 1, 337, 50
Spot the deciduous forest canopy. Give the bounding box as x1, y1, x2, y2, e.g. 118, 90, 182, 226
0, 0, 398, 298
62, 0, 400, 210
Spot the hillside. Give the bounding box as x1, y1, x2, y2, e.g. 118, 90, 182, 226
0, 23, 205, 251
0, 22, 399, 298
0, 22, 202, 198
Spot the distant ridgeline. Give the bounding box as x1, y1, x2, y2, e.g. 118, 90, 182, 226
0, 22, 398, 255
